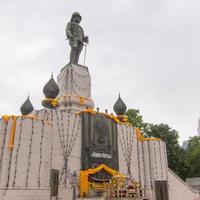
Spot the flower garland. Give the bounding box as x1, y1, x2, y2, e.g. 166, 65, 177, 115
42, 98, 59, 108
76, 108, 132, 126
79, 96, 85, 105
1, 115, 51, 150
135, 128, 160, 142
79, 164, 123, 197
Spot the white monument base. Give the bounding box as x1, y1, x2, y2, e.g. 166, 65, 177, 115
57, 64, 95, 112
0, 189, 49, 200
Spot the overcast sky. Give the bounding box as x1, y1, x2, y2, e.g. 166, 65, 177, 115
0, 0, 200, 143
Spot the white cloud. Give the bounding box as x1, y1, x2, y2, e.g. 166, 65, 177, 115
0, 0, 200, 143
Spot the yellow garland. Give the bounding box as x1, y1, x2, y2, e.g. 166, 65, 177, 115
56, 95, 92, 106
76, 109, 131, 126
117, 115, 128, 122
79, 164, 123, 197
2, 115, 10, 122
42, 98, 59, 107
89, 182, 107, 191
76, 108, 96, 115
1, 115, 51, 150
2, 115, 17, 150
51, 99, 58, 107
135, 128, 160, 142
79, 96, 85, 105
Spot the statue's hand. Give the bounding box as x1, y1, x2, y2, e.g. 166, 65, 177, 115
84, 36, 89, 44
67, 32, 73, 39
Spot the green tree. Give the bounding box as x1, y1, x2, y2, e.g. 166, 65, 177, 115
126, 108, 189, 180
185, 136, 200, 177
146, 124, 189, 180
126, 109, 149, 133
187, 136, 200, 152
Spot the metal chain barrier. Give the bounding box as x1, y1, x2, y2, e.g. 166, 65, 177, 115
38, 120, 45, 187
147, 141, 153, 189
55, 111, 81, 187
70, 68, 91, 97
141, 142, 146, 193
0, 120, 8, 177
118, 124, 134, 175
26, 119, 34, 187
12, 118, 23, 187
137, 139, 141, 184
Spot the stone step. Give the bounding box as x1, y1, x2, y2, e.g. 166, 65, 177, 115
77, 198, 148, 200
77, 198, 105, 200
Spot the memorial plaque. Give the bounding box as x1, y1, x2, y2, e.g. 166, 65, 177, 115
81, 112, 119, 173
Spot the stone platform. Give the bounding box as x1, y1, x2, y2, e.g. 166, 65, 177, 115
57, 63, 95, 112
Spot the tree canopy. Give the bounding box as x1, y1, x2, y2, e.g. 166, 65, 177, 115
126, 109, 149, 132
126, 108, 199, 180
185, 136, 200, 177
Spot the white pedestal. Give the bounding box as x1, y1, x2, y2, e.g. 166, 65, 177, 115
57, 64, 95, 112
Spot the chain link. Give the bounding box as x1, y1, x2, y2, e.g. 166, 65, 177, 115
38, 120, 45, 187
26, 119, 34, 187
58, 112, 81, 186
118, 124, 134, 175
0, 120, 8, 175
12, 118, 23, 187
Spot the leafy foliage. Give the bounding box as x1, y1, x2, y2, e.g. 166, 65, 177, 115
185, 136, 200, 177
125, 108, 194, 180
126, 109, 149, 133
146, 123, 190, 180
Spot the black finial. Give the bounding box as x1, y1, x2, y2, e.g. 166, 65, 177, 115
20, 96, 34, 115
96, 107, 99, 113
113, 94, 127, 115
43, 74, 59, 99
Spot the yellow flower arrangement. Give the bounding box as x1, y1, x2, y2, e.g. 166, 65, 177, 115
1, 115, 51, 150
135, 128, 160, 142
42, 98, 59, 108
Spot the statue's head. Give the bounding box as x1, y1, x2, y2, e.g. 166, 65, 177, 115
71, 12, 82, 23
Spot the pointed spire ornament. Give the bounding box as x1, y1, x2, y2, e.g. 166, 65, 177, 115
42, 74, 59, 109
20, 96, 34, 115
113, 94, 127, 116
43, 74, 59, 99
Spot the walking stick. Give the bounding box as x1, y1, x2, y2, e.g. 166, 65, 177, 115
83, 44, 87, 66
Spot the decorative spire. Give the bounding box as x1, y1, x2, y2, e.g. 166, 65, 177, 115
43, 74, 59, 99
20, 96, 34, 115
197, 118, 200, 136
113, 94, 127, 116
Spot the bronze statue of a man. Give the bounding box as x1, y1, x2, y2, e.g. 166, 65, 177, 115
66, 12, 89, 65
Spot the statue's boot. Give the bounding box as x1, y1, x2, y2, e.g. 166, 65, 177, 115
74, 44, 83, 64
70, 47, 78, 64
